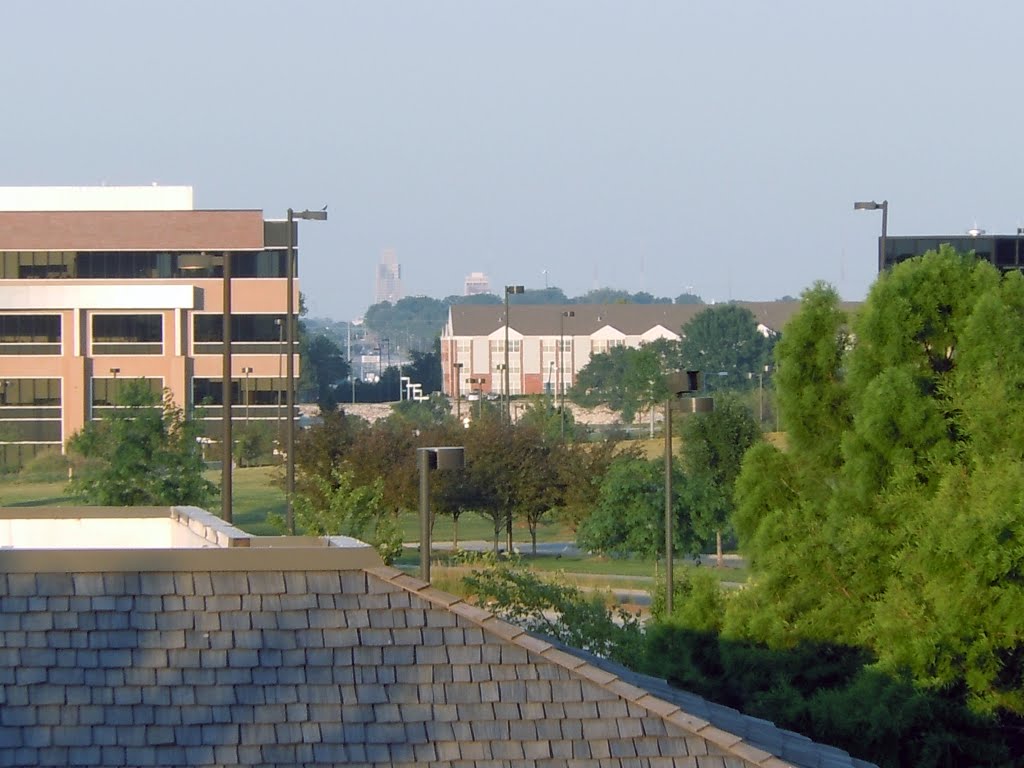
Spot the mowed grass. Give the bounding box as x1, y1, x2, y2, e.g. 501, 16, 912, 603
0, 460, 748, 590
0, 465, 287, 534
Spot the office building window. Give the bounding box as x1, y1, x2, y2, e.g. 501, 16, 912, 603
193, 314, 288, 355
91, 377, 163, 411
0, 315, 60, 354
91, 314, 163, 355
0, 249, 287, 280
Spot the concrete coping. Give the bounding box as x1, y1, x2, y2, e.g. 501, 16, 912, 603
0, 505, 382, 572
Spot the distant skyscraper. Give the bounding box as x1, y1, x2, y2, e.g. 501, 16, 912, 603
464, 271, 491, 296
374, 249, 404, 305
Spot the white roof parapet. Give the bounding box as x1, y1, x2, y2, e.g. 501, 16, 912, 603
0, 185, 194, 211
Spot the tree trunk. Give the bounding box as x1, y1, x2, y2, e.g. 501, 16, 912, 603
531, 524, 538, 556
493, 521, 500, 556
716, 529, 724, 568
452, 513, 460, 551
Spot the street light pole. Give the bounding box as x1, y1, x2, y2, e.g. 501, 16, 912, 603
452, 362, 463, 422
547, 361, 555, 408
418, 445, 465, 582
242, 367, 253, 424
222, 248, 233, 523
664, 370, 712, 615
275, 318, 283, 449
504, 285, 524, 423
285, 207, 327, 535
854, 200, 889, 273
559, 310, 574, 439
109, 368, 120, 409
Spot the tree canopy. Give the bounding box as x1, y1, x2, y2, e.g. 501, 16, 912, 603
66, 380, 216, 507
731, 247, 1024, 716
679, 304, 774, 392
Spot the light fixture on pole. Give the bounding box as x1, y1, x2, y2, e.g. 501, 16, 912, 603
559, 310, 574, 439
275, 317, 284, 449
109, 368, 120, 409
504, 285, 524, 423
854, 200, 888, 273
285, 207, 327, 535
452, 362, 463, 421
664, 370, 713, 616
418, 445, 465, 581
241, 367, 254, 424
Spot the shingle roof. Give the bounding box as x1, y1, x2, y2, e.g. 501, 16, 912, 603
445, 302, 862, 339
0, 508, 875, 768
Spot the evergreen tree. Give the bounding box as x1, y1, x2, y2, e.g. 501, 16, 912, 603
730, 247, 1024, 714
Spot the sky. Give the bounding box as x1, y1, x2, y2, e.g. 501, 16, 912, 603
3, 1, 1024, 321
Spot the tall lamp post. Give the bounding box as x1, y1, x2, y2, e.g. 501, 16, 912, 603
854, 200, 888, 273
241, 367, 253, 424
452, 362, 463, 421
664, 370, 713, 615
504, 285, 524, 423
418, 445, 465, 581
275, 318, 284, 448
466, 377, 484, 420
285, 207, 327, 535
109, 368, 120, 409
559, 310, 574, 439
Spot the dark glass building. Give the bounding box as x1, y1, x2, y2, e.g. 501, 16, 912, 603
882, 233, 1024, 273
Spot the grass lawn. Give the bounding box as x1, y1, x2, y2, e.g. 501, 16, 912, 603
0, 466, 287, 534
0, 462, 747, 593
396, 509, 574, 546
0, 476, 76, 507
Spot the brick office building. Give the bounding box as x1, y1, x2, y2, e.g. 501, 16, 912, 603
0, 187, 302, 469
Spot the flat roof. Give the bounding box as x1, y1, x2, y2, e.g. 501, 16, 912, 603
0, 185, 194, 212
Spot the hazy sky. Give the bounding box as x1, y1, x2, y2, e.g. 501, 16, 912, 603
4, 1, 1023, 320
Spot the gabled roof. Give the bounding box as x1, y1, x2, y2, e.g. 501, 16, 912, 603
0, 507, 875, 768
446, 302, 862, 339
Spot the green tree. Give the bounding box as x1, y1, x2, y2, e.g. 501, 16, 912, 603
679, 393, 761, 565
578, 454, 696, 559
234, 421, 274, 467
301, 333, 350, 412
675, 291, 703, 305
363, 296, 447, 352
731, 247, 1024, 715
577, 287, 634, 304
570, 343, 678, 422
403, 338, 443, 395
291, 466, 401, 563
463, 561, 643, 665
66, 380, 216, 507
678, 304, 773, 392
444, 293, 502, 306
556, 438, 623, 534
505, 424, 565, 554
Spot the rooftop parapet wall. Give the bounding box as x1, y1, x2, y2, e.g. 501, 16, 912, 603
0, 507, 380, 570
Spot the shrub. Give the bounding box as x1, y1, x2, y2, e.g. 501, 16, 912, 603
18, 450, 70, 482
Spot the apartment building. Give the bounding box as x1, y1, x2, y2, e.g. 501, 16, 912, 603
0, 186, 299, 469
439, 301, 857, 398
